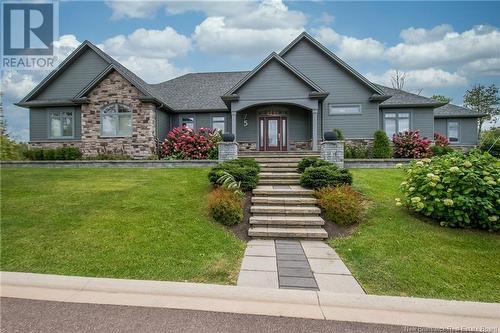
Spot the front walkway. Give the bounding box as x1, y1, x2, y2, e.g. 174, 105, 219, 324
237, 239, 365, 293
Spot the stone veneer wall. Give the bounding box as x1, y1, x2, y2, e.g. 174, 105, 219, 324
31, 70, 157, 159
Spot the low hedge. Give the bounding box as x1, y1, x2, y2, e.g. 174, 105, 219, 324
300, 164, 352, 190
208, 158, 260, 191
207, 187, 243, 225
316, 185, 364, 225
23, 147, 82, 160
297, 157, 331, 173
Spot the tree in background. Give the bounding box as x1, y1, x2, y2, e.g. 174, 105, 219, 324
431, 95, 452, 103
391, 70, 407, 90
463, 84, 499, 136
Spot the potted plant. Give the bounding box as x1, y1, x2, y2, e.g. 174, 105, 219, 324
323, 131, 338, 141
222, 133, 235, 142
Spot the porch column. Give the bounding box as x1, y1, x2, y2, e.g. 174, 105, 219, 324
231, 111, 237, 138
312, 108, 318, 151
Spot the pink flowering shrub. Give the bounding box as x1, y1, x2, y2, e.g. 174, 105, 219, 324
433, 132, 449, 147
161, 126, 221, 160
392, 130, 431, 158
431, 132, 454, 156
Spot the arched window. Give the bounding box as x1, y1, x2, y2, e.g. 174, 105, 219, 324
100, 103, 132, 137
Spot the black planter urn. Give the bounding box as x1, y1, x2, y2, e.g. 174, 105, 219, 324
323, 131, 338, 141
222, 133, 235, 142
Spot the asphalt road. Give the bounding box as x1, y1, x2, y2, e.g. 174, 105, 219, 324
1, 297, 467, 333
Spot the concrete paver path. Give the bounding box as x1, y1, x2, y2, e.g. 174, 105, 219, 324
237, 240, 365, 294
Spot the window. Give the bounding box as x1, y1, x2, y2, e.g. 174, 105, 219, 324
384, 112, 410, 138
329, 104, 361, 115
447, 121, 460, 142
49, 111, 73, 138
101, 103, 132, 137
212, 116, 225, 133
181, 116, 194, 129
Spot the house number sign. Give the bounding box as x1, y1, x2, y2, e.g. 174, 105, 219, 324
243, 114, 248, 127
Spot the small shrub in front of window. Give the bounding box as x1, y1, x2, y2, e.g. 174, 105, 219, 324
372, 130, 392, 158
332, 128, 344, 140
23, 147, 82, 160
297, 157, 331, 173
315, 185, 364, 225
161, 126, 220, 160
344, 144, 373, 159
208, 158, 260, 191
207, 187, 243, 226
392, 130, 431, 158
300, 165, 353, 190
430, 132, 454, 156
397, 150, 499, 231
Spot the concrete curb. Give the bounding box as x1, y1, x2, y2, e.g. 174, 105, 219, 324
1, 272, 499, 330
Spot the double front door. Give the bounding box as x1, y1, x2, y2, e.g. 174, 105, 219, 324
259, 117, 287, 151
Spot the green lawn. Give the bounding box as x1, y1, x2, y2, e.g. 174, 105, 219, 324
331, 169, 500, 303
1, 168, 245, 284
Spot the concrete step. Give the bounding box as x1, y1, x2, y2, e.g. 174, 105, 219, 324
253, 186, 314, 196
259, 179, 300, 185
255, 158, 303, 163
250, 215, 325, 226
260, 167, 298, 173
259, 163, 298, 168
259, 172, 300, 180
252, 196, 317, 205
251, 205, 321, 215
248, 226, 328, 239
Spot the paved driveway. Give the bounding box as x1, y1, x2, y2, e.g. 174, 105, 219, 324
1, 297, 452, 333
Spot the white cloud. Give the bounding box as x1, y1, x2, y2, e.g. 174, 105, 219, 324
193, 17, 302, 57
313, 27, 385, 61
116, 56, 190, 83
99, 27, 191, 59
365, 68, 467, 89
105, 1, 167, 20
387, 25, 500, 69
191, 0, 307, 57
459, 58, 500, 77
399, 24, 454, 44
164, 1, 252, 17
315, 12, 335, 25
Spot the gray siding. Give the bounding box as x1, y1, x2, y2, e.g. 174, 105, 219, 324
381, 108, 434, 139
156, 109, 169, 141
282, 39, 379, 138
36, 49, 109, 100
236, 60, 312, 100
435, 118, 478, 145
174, 112, 231, 133
30, 106, 81, 141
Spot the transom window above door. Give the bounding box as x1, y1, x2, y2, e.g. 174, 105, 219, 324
384, 112, 410, 138
100, 103, 132, 137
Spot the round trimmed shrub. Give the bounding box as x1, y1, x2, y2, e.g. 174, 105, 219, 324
297, 157, 331, 173
398, 150, 499, 231
208, 158, 260, 191
300, 165, 352, 190
373, 130, 392, 158
316, 185, 364, 225
207, 187, 243, 225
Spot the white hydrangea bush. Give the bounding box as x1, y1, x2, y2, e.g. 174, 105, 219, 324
396, 150, 499, 231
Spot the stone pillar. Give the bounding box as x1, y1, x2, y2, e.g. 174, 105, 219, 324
320, 141, 345, 168
312, 109, 318, 151
231, 111, 237, 139
218, 142, 238, 162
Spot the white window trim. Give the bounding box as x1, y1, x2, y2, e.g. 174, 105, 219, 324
384, 112, 411, 136
180, 114, 196, 129
447, 120, 460, 143
328, 104, 362, 115
100, 103, 133, 138
211, 115, 225, 133
48, 110, 75, 139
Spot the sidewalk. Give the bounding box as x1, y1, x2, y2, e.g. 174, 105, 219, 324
1, 271, 499, 331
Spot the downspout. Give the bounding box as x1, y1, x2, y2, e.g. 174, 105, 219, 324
155, 103, 165, 158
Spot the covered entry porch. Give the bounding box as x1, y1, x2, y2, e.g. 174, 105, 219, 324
231, 104, 319, 152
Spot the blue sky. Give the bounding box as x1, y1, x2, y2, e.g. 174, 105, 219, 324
2, 0, 500, 141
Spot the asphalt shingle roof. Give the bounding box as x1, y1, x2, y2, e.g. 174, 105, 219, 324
375, 85, 443, 107
149, 71, 249, 111
434, 103, 486, 118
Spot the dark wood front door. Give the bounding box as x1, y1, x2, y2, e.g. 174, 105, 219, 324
259, 117, 287, 151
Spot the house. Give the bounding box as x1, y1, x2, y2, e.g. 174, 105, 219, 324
17, 32, 484, 158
